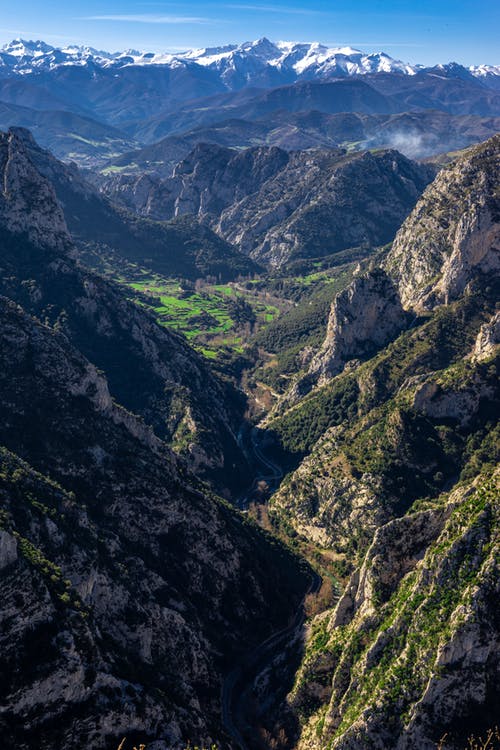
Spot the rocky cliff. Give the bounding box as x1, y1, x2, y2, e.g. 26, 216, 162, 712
290, 471, 499, 750
269, 137, 499, 549
386, 134, 500, 310
0, 296, 308, 749
0, 129, 71, 252
0, 127, 251, 492
287, 135, 500, 397
265, 135, 500, 746
309, 268, 407, 383
100, 143, 434, 268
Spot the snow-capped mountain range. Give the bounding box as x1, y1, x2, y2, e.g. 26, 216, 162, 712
1, 37, 498, 88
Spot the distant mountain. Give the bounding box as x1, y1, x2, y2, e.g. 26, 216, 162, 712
119, 74, 500, 144
0, 37, 498, 167
0, 100, 137, 166
101, 111, 500, 174
1, 37, 498, 89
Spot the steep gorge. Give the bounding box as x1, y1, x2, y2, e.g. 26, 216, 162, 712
0, 124, 498, 750
0, 127, 311, 748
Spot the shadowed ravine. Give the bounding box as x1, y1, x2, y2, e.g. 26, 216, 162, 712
225, 428, 322, 750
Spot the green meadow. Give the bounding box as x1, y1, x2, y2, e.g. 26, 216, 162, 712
125, 275, 281, 357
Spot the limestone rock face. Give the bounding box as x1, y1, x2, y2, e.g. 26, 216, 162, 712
412, 360, 498, 427
291, 473, 499, 750
0, 529, 18, 570
0, 128, 71, 252
269, 289, 498, 563
175, 142, 290, 220
386, 134, 500, 310
473, 310, 500, 361
99, 144, 433, 267
310, 268, 406, 382
0, 297, 307, 750
271, 427, 387, 553
265, 135, 499, 750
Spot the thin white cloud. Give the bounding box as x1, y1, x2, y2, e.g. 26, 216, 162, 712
225, 4, 320, 14
328, 42, 424, 48
78, 14, 212, 24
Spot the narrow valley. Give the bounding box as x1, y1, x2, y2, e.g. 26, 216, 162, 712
0, 21, 499, 750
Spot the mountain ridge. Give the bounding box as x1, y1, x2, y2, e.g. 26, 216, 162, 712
1, 37, 498, 87
259, 134, 499, 748
96, 141, 435, 268
0, 127, 254, 493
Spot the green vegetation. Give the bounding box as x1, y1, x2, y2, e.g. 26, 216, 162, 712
298, 473, 499, 745
101, 163, 140, 175
91, 245, 363, 364
124, 274, 281, 357
14, 531, 85, 611
0, 448, 90, 613
270, 374, 359, 455
82, 234, 373, 365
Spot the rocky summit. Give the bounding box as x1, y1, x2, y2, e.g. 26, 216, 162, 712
0, 27, 499, 750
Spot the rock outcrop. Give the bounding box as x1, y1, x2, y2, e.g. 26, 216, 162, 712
0, 129, 71, 252
291, 471, 499, 750
271, 308, 499, 556
271, 426, 387, 552
309, 268, 407, 383
473, 310, 500, 361
386, 134, 500, 310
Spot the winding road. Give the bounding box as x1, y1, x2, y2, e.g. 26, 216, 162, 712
237, 428, 284, 509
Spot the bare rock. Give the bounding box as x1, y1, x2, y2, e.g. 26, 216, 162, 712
472, 310, 500, 361
310, 268, 406, 383
387, 134, 500, 310
0, 128, 71, 253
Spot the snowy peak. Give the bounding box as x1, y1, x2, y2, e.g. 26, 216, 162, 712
2, 38, 55, 57
177, 38, 416, 79
241, 37, 282, 58
0, 39, 119, 73
0, 37, 498, 89
274, 43, 416, 77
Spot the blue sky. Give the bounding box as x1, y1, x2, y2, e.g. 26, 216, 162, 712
1, 0, 498, 66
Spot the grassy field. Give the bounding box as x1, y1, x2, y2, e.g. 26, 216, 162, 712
94, 244, 372, 363
125, 274, 282, 358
